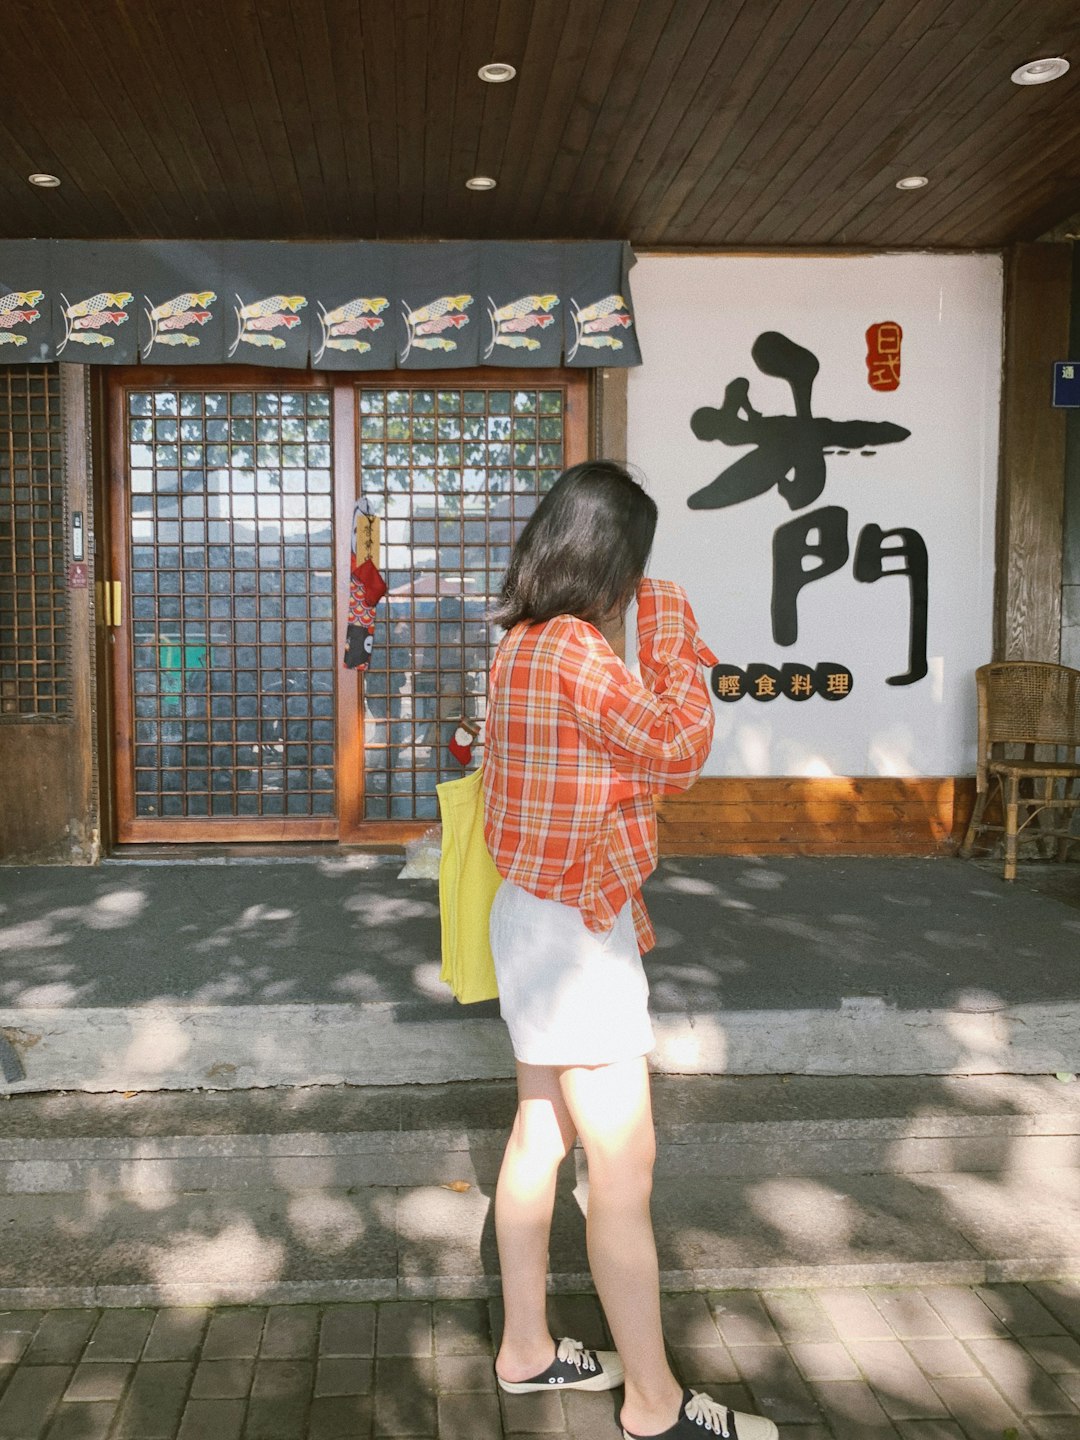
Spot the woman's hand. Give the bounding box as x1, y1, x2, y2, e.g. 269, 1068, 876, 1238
637, 579, 718, 667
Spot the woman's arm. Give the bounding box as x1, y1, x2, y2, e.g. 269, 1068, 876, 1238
562, 581, 716, 792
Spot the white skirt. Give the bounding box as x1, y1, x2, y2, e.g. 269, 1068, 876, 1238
489, 879, 655, 1066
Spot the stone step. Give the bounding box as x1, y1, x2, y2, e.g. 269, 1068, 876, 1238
2, 1077, 1080, 1198
1, 1163, 1078, 1310
3, 1121, 1080, 1197
3, 1074, 1079, 1197
3, 1078, 1079, 1308
4, 994, 1079, 1090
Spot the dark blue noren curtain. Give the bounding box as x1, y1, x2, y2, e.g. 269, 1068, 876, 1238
1, 240, 641, 368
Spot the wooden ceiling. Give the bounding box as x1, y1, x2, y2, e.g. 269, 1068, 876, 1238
3, 0, 1080, 248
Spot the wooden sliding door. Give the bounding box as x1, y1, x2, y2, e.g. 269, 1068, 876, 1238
106, 366, 587, 844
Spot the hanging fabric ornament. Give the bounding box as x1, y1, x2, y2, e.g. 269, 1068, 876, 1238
448, 717, 479, 768
344, 498, 387, 671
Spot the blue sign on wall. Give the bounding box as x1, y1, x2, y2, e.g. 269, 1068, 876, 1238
1053, 361, 1080, 408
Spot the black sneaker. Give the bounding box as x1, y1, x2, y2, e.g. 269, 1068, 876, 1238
623, 1387, 779, 1439
496, 1335, 624, 1393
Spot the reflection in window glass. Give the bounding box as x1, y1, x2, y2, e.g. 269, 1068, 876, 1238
357, 385, 566, 821
127, 390, 335, 820
0, 366, 67, 719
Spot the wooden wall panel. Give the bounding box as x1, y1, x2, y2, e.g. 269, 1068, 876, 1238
997, 243, 1073, 661
656, 777, 975, 857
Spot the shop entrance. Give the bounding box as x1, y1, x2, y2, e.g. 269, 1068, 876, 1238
105, 368, 587, 844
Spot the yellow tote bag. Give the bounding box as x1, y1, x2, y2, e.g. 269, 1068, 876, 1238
436, 766, 502, 1003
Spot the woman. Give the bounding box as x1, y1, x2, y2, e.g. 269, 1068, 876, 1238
483, 461, 778, 1440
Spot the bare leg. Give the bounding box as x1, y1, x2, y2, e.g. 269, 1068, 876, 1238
494, 1060, 578, 1382
559, 1057, 683, 1434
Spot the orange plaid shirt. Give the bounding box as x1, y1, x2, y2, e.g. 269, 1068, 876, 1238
482, 579, 716, 954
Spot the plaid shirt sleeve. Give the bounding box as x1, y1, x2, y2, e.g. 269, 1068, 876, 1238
562, 579, 716, 794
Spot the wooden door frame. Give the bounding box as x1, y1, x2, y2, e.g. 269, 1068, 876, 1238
103, 365, 590, 847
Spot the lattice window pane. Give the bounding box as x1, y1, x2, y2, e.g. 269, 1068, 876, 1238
127, 388, 336, 819
359, 385, 565, 821
0, 365, 68, 719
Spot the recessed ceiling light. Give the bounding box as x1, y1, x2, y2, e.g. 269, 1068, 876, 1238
895, 175, 929, 190
1011, 56, 1070, 85
28, 172, 61, 188
478, 62, 516, 83
466, 176, 497, 191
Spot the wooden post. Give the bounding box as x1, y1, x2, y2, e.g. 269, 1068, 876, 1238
996, 243, 1072, 661
1062, 243, 1080, 668
593, 366, 628, 463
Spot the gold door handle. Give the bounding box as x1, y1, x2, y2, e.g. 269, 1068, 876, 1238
97, 581, 122, 627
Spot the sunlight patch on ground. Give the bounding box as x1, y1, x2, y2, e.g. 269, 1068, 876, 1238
664, 876, 720, 896
913, 1167, 1080, 1251
330, 971, 388, 1000
238, 905, 295, 926
342, 895, 439, 924
954, 989, 1007, 1012
141, 1217, 286, 1291
316, 854, 387, 874
185, 974, 257, 1004
7, 981, 84, 1006
118, 1163, 178, 1211
746, 1177, 855, 1254
286, 1191, 367, 1253
0, 918, 70, 954
944, 1006, 1011, 1073
118, 1014, 193, 1079
86, 890, 149, 927
193, 905, 298, 954
736, 868, 786, 891
411, 961, 455, 1003
395, 1184, 489, 1244
659, 1016, 728, 1071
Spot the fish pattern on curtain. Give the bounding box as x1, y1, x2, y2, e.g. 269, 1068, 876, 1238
0, 240, 641, 368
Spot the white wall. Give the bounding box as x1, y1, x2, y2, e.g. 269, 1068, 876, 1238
627, 253, 1002, 778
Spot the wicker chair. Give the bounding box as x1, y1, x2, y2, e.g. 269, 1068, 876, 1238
960, 661, 1080, 880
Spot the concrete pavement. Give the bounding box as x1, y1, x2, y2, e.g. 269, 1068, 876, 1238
2, 1283, 1080, 1438
1, 856, 1078, 1089
2, 1075, 1079, 1309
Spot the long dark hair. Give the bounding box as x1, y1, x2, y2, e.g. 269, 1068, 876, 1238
492, 461, 657, 630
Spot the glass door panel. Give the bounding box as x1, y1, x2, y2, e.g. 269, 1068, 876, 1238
112, 382, 339, 841
356, 378, 585, 821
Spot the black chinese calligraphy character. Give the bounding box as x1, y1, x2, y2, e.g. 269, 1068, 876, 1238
853, 524, 928, 685
688, 332, 911, 512
771, 505, 850, 646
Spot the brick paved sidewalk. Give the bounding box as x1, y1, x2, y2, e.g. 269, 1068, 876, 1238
1, 1283, 1079, 1440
